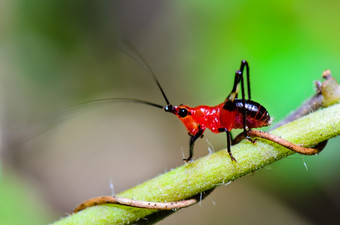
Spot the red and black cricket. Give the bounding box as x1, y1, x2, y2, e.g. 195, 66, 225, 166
74, 40, 328, 164
161, 60, 271, 161
92, 41, 272, 162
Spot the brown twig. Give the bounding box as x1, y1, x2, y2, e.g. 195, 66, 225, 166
73, 196, 198, 213
232, 130, 327, 155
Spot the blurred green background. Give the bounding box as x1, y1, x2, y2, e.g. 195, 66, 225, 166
0, 0, 339, 224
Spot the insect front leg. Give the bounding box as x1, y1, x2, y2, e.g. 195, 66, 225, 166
184, 127, 204, 162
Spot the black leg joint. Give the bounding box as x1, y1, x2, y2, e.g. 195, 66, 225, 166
183, 127, 204, 162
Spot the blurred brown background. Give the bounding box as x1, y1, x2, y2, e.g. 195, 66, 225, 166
0, 1, 339, 224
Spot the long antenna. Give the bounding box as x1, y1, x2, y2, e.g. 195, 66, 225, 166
73, 98, 163, 109
19, 40, 169, 145
119, 39, 171, 106
19, 97, 163, 145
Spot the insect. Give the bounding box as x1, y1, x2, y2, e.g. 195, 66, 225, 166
94, 41, 271, 162
161, 60, 271, 161
99, 43, 327, 162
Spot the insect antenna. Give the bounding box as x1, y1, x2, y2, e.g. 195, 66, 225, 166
119, 39, 171, 106
19, 40, 169, 145
65, 40, 171, 111
19, 97, 164, 145
72, 98, 163, 109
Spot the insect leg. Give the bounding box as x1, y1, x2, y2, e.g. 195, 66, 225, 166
184, 128, 204, 162
227, 60, 250, 102
224, 60, 254, 150
226, 130, 236, 162
238, 61, 256, 143
239, 60, 251, 100
226, 70, 241, 102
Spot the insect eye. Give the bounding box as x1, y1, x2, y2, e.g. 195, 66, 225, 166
178, 108, 188, 118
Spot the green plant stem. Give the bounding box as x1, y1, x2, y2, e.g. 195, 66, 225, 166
52, 103, 340, 225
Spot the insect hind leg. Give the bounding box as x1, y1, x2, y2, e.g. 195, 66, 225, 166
238, 60, 256, 144
223, 60, 255, 161
226, 60, 250, 101
239, 60, 251, 100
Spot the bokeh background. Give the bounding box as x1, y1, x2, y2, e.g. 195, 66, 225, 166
0, 1, 339, 224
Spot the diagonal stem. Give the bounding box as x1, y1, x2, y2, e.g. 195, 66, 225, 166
52, 102, 340, 225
